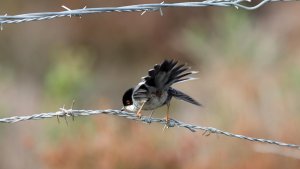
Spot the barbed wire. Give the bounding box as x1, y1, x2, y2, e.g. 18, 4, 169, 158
0, 108, 299, 150
0, 0, 298, 26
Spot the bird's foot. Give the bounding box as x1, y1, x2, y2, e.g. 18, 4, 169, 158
165, 116, 170, 125
136, 111, 142, 118
162, 116, 171, 131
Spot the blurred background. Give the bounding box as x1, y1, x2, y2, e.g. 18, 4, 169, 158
1, 0, 300, 168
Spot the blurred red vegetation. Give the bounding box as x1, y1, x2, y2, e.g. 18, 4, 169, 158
42, 118, 200, 169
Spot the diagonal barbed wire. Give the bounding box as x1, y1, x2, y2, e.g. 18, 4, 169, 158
0, 0, 298, 26
0, 108, 299, 150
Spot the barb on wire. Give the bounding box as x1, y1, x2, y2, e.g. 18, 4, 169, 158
0, 0, 298, 25
0, 108, 299, 150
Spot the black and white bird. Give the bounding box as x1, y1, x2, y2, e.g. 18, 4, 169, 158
121, 60, 201, 122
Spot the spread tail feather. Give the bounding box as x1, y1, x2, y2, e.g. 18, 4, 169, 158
143, 60, 198, 89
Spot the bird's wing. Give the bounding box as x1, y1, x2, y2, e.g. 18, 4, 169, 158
168, 87, 201, 106
142, 60, 198, 90
132, 82, 149, 101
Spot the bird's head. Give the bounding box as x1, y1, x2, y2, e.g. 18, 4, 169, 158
121, 88, 135, 111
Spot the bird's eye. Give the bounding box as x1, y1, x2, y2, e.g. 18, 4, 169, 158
126, 100, 131, 105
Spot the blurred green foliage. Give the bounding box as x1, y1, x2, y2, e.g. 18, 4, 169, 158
283, 65, 300, 92
42, 47, 97, 143
44, 48, 92, 102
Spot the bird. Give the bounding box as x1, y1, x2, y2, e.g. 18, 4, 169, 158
121, 59, 201, 124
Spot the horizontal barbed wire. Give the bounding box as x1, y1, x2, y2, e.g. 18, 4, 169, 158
0, 0, 298, 25
0, 108, 299, 150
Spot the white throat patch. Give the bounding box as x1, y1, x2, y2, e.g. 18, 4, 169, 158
125, 105, 137, 112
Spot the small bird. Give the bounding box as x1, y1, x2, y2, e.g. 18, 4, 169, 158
121, 59, 201, 123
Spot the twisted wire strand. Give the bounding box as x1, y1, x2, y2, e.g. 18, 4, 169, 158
0, 0, 298, 25
0, 108, 299, 150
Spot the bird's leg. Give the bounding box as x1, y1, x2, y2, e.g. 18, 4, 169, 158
136, 101, 146, 118
164, 102, 171, 129
148, 110, 154, 119
166, 102, 170, 122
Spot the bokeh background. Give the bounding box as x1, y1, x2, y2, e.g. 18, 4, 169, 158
1, 0, 300, 168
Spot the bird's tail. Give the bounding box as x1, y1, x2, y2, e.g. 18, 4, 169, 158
168, 87, 201, 106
